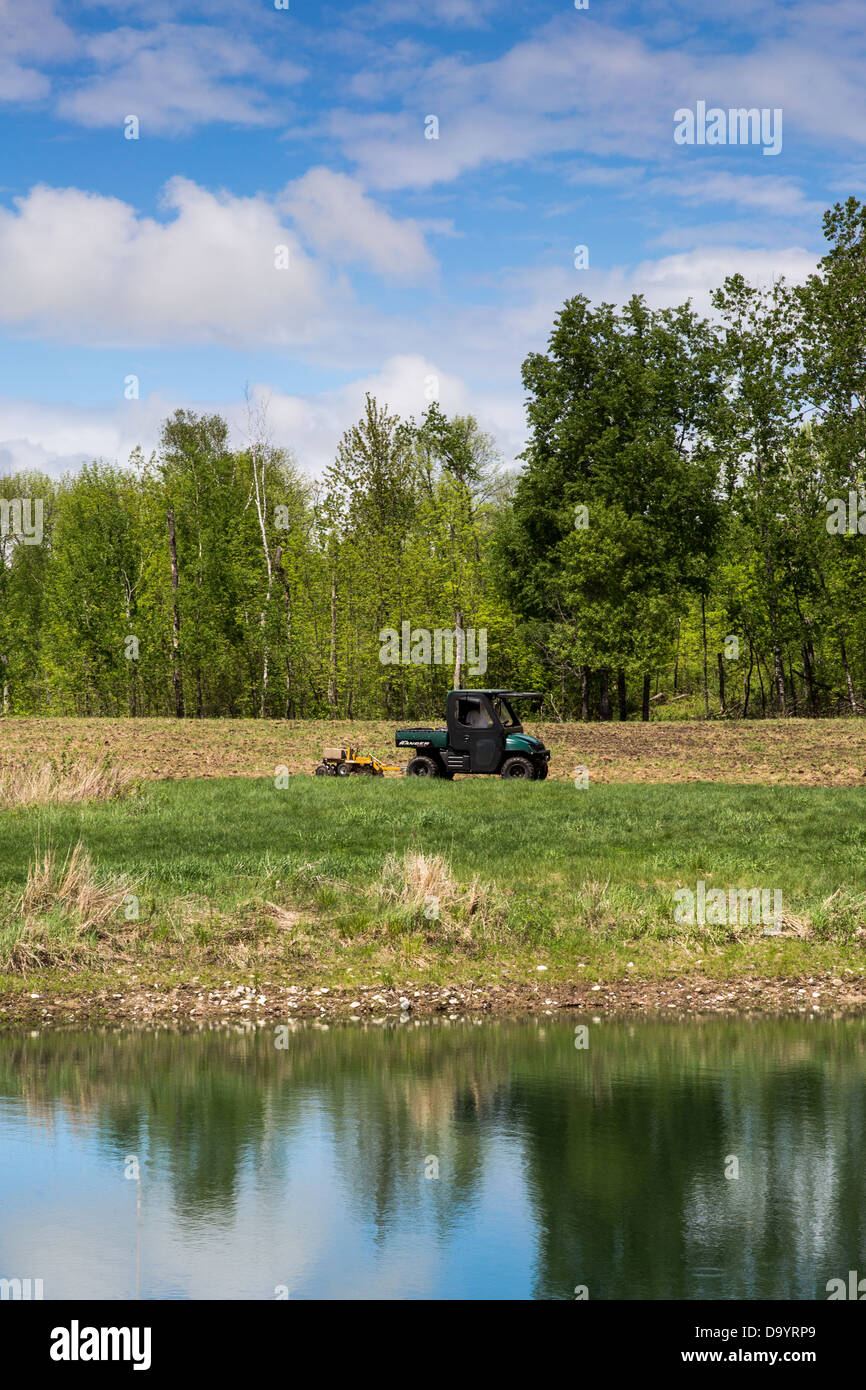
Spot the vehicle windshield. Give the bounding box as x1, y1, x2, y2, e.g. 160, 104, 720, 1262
491, 696, 520, 728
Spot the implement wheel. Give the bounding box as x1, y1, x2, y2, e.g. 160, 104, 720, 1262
500, 755, 536, 780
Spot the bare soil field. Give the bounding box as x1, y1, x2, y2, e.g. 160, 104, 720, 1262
1, 716, 865, 785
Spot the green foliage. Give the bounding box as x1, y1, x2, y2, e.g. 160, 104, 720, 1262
4, 196, 866, 720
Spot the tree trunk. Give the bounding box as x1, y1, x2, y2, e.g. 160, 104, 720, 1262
274, 544, 295, 719
581, 666, 590, 722
717, 652, 726, 714
701, 592, 709, 718
743, 641, 753, 718
617, 668, 627, 722
761, 538, 786, 713
641, 673, 650, 722
166, 509, 184, 718
600, 669, 611, 721
328, 568, 338, 710
756, 653, 767, 717
801, 642, 817, 715
840, 636, 858, 714
771, 634, 787, 714
672, 618, 681, 694
453, 608, 464, 689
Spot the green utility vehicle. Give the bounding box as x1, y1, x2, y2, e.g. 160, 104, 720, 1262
396, 690, 551, 779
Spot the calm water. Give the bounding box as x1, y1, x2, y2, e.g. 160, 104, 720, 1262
1, 1017, 864, 1300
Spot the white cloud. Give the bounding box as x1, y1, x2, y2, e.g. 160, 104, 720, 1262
647, 172, 824, 220
57, 22, 305, 134
347, 0, 502, 28
0, 0, 74, 102
0, 394, 166, 477
281, 168, 437, 284
324, 11, 866, 190
423, 243, 819, 399
0, 355, 522, 482
0, 238, 823, 483
0, 0, 75, 61
0, 175, 435, 348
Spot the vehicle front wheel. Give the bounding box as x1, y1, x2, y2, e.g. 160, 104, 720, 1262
500, 755, 536, 780
534, 760, 549, 780
406, 755, 441, 777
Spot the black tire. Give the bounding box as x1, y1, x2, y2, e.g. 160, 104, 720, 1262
406, 755, 440, 778
315, 763, 329, 776
337, 762, 352, 777
535, 760, 549, 781
500, 755, 536, 780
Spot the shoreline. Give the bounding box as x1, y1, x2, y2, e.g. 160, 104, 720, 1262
3, 970, 866, 1029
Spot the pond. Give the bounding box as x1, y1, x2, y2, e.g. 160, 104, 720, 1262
0, 1017, 863, 1300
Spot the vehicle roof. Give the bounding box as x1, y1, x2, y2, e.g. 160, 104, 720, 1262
448, 689, 543, 698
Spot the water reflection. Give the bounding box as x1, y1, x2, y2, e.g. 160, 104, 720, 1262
0, 1018, 864, 1299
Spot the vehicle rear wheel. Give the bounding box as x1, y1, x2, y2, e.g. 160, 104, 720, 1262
500, 755, 536, 780
406, 755, 440, 777
315, 763, 329, 776
337, 762, 352, 776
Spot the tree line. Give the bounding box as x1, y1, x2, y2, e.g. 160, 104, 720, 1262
2, 197, 866, 722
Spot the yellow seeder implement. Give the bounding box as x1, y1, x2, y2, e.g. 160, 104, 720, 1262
314, 746, 404, 777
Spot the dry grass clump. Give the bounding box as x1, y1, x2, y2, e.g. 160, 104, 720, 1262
0, 757, 137, 810
2, 843, 131, 971
19, 842, 128, 929
378, 849, 508, 948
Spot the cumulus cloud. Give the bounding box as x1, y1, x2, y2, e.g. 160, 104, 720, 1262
0, 394, 167, 478
422, 243, 820, 401
0, 175, 436, 348
280, 168, 437, 284
57, 22, 305, 134
324, 10, 866, 190
0, 231, 818, 484
0, 355, 523, 482
0, 0, 74, 103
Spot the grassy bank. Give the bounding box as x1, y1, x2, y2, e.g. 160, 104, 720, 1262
1, 776, 865, 1017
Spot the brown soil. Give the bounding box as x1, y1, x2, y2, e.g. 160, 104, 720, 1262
2, 716, 866, 785
3, 970, 865, 1029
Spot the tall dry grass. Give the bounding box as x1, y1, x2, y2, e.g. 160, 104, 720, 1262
0, 757, 137, 810
2, 843, 131, 972
378, 848, 509, 947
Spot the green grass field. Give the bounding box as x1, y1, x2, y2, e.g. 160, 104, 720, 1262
2, 775, 865, 993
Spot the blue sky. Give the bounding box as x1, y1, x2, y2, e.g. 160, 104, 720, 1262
1, 0, 864, 477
